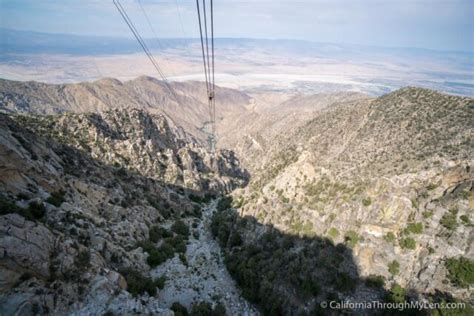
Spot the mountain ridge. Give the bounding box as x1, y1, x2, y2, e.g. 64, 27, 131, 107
0, 78, 472, 315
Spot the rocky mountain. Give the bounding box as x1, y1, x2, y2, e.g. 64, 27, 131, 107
0, 76, 251, 144
0, 76, 473, 316
218, 91, 369, 171
0, 108, 252, 314
218, 87, 474, 314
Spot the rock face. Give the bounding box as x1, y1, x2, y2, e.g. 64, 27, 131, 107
13, 108, 249, 193
0, 110, 250, 315
0, 76, 251, 144
1, 78, 473, 315
0, 214, 55, 289
224, 87, 474, 313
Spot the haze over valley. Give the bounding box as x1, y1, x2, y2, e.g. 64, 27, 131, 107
1, 29, 473, 97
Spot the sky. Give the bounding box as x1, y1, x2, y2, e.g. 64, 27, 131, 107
0, 0, 473, 52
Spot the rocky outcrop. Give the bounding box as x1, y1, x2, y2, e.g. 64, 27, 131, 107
0, 214, 55, 291
13, 108, 248, 193
230, 88, 474, 309
0, 110, 250, 315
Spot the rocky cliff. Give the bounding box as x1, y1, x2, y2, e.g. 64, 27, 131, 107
0, 108, 250, 315
220, 87, 473, 314
0, 76, 251, 144
1, 77, 473, 315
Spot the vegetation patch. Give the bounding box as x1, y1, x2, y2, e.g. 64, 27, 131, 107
217, 196, 233, 212
344, 230, 359, 248
388, 260, 400, 276
191, 301, 226, 316
383, 232, 396, 243
171, 220, 190, 238
46, 190, 66, 207
404, 222, 423, 234
365, 275, 385, 288
445, 257, 474, 288
386, 283, 406, 303
327, 227, 339, 240
211, 209, 366, 315
0, 196, 46, 221
362, 197, 372, 207
440, 209, 458, 231
149, 225, 172, 243
120, 268, 164, 297
171, 302, 189, 316
399, 237, 416, 250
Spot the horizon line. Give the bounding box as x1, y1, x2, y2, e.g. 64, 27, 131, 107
2, 27, 472, 55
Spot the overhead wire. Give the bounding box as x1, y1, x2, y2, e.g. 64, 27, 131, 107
195, 0, 217, 152
113, 0, 181, 106
113, 0, 217, 152
210, 0, 216, 137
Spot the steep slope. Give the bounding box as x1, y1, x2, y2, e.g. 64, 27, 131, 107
0, 110, 252, 315
13, 108, 248, 192
216, 88, 474, 314
218, 91, 369, 170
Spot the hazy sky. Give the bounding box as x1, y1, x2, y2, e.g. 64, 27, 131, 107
1, 0, 473, 52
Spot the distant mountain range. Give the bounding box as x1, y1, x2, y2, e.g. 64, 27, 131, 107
2, 28, 472, 57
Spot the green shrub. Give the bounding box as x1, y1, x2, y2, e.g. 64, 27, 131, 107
327, 228, 339, 240
146, 241, 177, 267
460, 215, 471, 226
190, 302, 213, 315
0, 195, 48, 221
147, 250, 167, 267
155, 275, 166, 289
217, 196, 233, 212
0, 196, 21, 213
46, 190, 66, 207
399, 237, 416, 249
211, 211, 232, 247
137, 239, 157, 252
301, 278, 320, 296
149, 226, 171, 243
189, 194, 203, 204
404, 222, 423, 234
388, 260, 400, 276
26, 201, 46, 220
422, 211, 433, 219
333, 272, 356, 293
362, 198, 372, 207
179, 253, 188, 265
75, 250, 90, 270
344, 230, 359, 248
167, 236, 187, 253
171, 220, 190, 237
386, 283, 406, 303
383, 232, 396, 243
365, 275, 385, 288
16, 192, 29, 200
171, 302, 189, 316
190, 301, 226, 316
440, 211, 458, 231
120, 269, 161, 297
445, 257, 474, 288
229, 232, 243, 247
